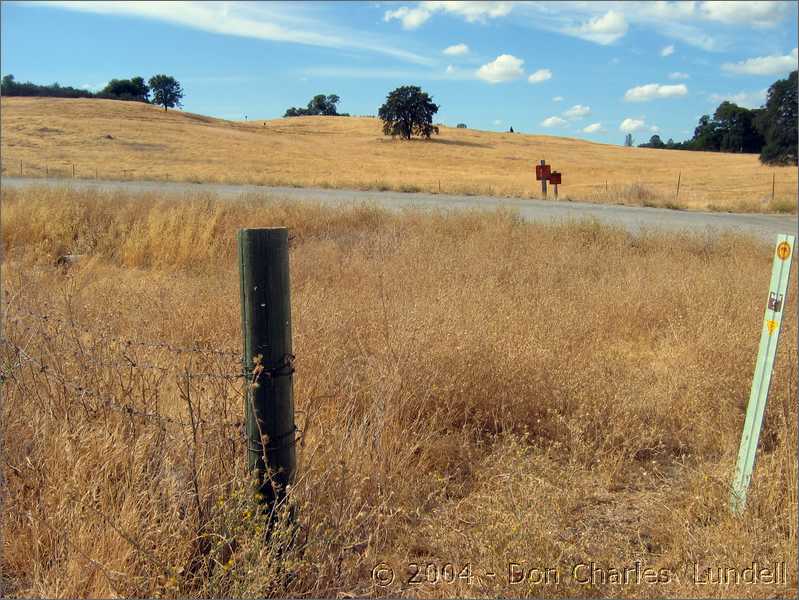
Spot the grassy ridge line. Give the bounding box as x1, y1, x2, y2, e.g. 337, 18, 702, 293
1, 96, 796, 213
1, 187, 796, 597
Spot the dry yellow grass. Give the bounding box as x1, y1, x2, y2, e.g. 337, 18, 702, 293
1, 97, 796, 213
1, 185, 796, 598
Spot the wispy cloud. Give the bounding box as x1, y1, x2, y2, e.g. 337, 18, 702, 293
384, 1, 512, 29
619, 117, 646, 133
552, 96, 564, 102
624, 83, 688, 102
582, 122, 604, 133
443, 43, 469, 56
708, 89, 768, 109
561, 10, 628, 45
381, 1, 791, 54
660, 44, 674, 57
384, 5, 432, 29
563, 104, 591, 119
699, 1, 792, 28
528, 68, 552, 84
42, 1, 434, 65
541, 116, 568, 127
668, 72, 690, 80
302, 65, 475, 81
722, 48, 798, 76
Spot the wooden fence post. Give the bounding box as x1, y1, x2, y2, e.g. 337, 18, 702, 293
540, 159, 547, 198
675, 171, 681, 203
238, 228, 296, 513
72, 163, 76, 178
19, 160, 22, 177
771, 173, 776, 204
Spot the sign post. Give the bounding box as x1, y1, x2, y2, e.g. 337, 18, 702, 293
535, 160, 550, 198
730, 234, 794, 514
550, 171, 562, 199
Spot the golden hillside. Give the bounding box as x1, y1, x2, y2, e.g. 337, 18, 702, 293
1, 96, 796, 211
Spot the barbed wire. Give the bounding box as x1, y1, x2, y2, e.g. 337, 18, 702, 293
1, 338, 245, 431
2, 305, 241, 358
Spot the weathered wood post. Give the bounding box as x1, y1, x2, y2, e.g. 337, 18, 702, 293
675, 171, 681, 204
19, 160, 22, 176
72, 163, 76, 178
771, 173, 775, 204
238, 228, 296, 514
540, 160, 547, 198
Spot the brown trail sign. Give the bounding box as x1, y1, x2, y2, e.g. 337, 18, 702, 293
536, 160, 562, 199
550, 171, 562, 199
536, 160, 551, 197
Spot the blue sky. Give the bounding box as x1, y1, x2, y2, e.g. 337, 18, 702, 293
2, 1, 797, 145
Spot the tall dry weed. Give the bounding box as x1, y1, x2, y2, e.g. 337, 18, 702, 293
1, 187, 796, 597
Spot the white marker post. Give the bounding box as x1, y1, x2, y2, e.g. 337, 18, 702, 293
730, 234, 794, 514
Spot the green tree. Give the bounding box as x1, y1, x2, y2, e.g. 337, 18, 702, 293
101, 76, 150, 102
691, 115, 722, 151
1, 74, 16, 93
638, 134, 666, 148
624, 133, 634, 147
378, 85, 439, 140
711, 101, 763, 153
284, 94, 346, 117
148, 74, 184, 111
757, 70, 798, 165
1, 73, 95, 98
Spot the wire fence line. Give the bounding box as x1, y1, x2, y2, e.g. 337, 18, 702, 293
1, 157, 170, 183
1, 305, 250, 434
5, 305, 241, 358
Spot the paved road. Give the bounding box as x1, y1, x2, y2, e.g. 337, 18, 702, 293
3, 176, 796, 241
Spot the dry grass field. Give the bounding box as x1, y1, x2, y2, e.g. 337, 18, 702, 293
1, 185, 796, 598
1, 97, 796, 213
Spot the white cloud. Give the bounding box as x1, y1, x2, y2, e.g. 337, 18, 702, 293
582, 122, 603, 133
385, 1, 513, 29
541, 116, 568, 128
422, 1, 514, 23
552, 96, 564, 102
46, 1, 433, 64
528, 68, 552, 84
384, 5, 432, 29
649, 125, 660, 133
722, 48, 798, 76
620, 118, 646, 133
660, 44, 674, 57
624, 83, 688, 102
562, 104, 591, 119
443, 43, 469, 56
668, 72, 690, 80
562, 10, 628, 45
493, 119, 503, 125
708, 89, 768, 109
476, 54, 524, 83
445, 64, 455, 74
699, 1, 792, 28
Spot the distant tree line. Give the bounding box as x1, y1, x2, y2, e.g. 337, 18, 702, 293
284, 94, 348, 117
1, 74, 95, 98
637, 70, 797, 165
1, 73, 184, 111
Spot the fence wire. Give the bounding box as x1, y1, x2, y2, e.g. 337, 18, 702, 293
0, 305, 249, 433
